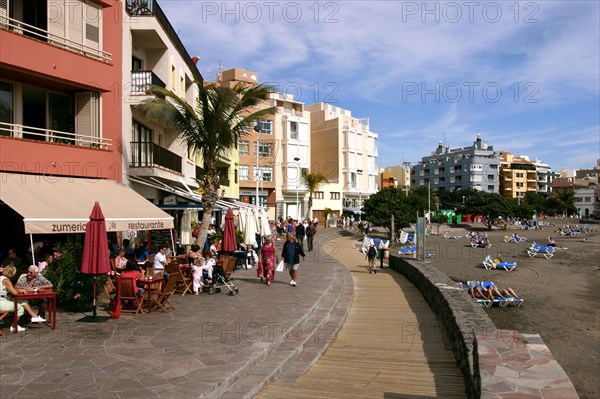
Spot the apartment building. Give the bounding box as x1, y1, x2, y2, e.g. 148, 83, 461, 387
574, 185, 598, 218
411, 135, 500, 193
498, 152, 537, 200
215, 68, 279, 218
532, 159, 557, 195
0, 1, 174, 252
122, 0, 206, 206
272, 92, 311, 221
305, 103, 378, 221
383, 165, 411, 192
380, 172, 396, 189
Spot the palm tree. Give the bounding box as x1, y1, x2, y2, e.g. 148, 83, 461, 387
137, 83, 276, 247
557, 188, 575, 217
302, 170, 329, 220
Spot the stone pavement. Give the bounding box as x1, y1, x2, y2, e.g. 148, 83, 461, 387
0, 228, 354, 399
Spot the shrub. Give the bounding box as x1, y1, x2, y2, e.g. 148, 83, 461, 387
43, 242, 108, 312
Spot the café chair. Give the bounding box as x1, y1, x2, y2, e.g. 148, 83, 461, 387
0, 311, 10, 336
117, 277, 144, 317
154, 275, 178, 312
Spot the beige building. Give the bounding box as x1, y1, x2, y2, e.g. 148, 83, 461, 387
272, 92, 311, 220
305, 103, 378, 221
499, 152, 537, 200
383, 165, 411, 192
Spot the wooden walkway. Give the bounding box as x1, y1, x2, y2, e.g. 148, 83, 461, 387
256, 235, 466, 399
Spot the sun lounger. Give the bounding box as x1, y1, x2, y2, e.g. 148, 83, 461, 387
400, 246, 413, 256
444, 232, 462, 239
483, 255, 517, 271
503, 235, 527, 243
466, 281, 492, 308
470, 241, 491, 248
527, 242, 556, 258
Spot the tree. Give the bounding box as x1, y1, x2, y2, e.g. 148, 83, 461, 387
303, 170, 329, 220
464, 191, 510, 230
137, 83, 276, 248
322, 207, 333, 228
362, 188, 414, 240
557, 188, 575, 217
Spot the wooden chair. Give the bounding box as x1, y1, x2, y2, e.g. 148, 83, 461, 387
178, 265, 193, 296
0, 311, 10, 336
220, 256, 237, 280
102, 278, 117, 309
116, 276, 143, 317
154, 273, 178, 312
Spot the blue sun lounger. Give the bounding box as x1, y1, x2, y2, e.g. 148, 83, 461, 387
527, 242, 555, 259
483, 255, 517, 271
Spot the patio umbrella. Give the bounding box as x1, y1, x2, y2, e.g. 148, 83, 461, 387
259, 208, 271, 238
180, 209, 193, 245
244, 208, 257, 246
79, 201, 111, 322
222, 208, 237, 253
238, 207, 246, 233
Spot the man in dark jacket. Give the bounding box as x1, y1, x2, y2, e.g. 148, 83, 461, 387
295, 221, 306, 251
281, 233, 305, 286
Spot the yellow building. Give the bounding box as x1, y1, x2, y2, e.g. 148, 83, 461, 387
380, 172, 396, 189
499, 152, 537, 200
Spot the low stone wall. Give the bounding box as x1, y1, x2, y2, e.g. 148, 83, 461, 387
389, 254, 495, 399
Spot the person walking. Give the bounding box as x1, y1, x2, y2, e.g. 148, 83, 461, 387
281, 233, 305, 286
306, 221, 316, 252
366, 243, 377, 274
258, 237, 277, 286
295, 220, 306, 252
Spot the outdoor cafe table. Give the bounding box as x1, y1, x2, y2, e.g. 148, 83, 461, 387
136, 277, 163, 313
12, 288, 57, 334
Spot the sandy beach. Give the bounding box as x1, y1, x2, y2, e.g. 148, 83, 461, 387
392, 220, 600, 399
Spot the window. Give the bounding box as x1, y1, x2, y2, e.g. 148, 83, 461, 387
584, 197, 591, 203
239, 140, 249, 155
0, 81, 14, 129
239, 165, 249, 181
488, 185, 494, 191
314, 191, 324, 199
257, 120, 272, 134
257, 166, 273, 182
350, 172, 356, 188
487, 175, 495, 181
290, 121, 298, 139
255, 141, 273, 157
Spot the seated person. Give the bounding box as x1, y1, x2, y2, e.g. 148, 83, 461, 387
481, 282, 520, 299
191, 249, 215, 295
2, 249, 24, 283
151, 245, 170, 282
121, 263, 145, 297
15, 265, 53, 320
467, 283, 488, 300
122, 239, 135, 259
547, 237, 557, 247
114, 248, 128, 273
188, 244, 201, 265
1, 265, 46, 332
209, 240, 219, 258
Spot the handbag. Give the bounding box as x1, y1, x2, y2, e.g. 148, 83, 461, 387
275, 260, 284, 272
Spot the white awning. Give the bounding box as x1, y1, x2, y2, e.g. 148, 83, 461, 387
0, 173, 174, 234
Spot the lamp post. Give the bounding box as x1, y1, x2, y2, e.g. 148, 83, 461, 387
294, 157, 300, 220
254, 124, 260, 212
357, 169, 363, 220
402, 162, 411, 195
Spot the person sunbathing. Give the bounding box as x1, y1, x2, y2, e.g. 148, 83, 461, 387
481, 282, 520, 299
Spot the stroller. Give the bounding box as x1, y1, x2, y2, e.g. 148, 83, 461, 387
207, 255, 238, 296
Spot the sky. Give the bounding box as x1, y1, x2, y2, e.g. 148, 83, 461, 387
158, 0, 600, 171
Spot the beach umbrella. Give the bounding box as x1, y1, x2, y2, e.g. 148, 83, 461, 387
80, 201, 111, 321
259, 208, 271, 238
222, 208, 237, 253
244, 208, 257, 246
180, 209, 193, 245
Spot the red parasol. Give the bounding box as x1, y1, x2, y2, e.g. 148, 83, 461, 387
80, 201, 111, 319
221, 208, 237, 253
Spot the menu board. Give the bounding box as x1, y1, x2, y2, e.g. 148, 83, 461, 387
149, 229, 175, 253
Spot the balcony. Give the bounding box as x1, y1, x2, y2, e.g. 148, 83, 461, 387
0, 14, 111, 63
130, 142, 182, 173
131, 71, 166, 95
0, 122, 111, 149
125, 0, 202, 82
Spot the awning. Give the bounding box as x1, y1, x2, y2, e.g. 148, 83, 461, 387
0, 173, 174, 234
343, 207, 364, 215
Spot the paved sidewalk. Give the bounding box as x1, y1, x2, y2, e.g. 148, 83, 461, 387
0, 228, 352, 399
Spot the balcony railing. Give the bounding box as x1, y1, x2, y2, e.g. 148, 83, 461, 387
0, 15, 112, 63
131, 71, 166, 95
0, 122, 111, 149
130, 141, 182, 173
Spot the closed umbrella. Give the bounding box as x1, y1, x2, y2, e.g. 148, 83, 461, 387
238, 207, 246, 233
222, 208, 237, 253
259, 208, 271, 238
79, 201, 111, 322
180, 209, 193, 245
244, 208, 257, 246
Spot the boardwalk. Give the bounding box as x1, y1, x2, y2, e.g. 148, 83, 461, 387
256, 233, 466, 399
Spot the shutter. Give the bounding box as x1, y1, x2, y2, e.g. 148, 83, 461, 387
68, 0, 83, 49
75, 91, 99, 146
47, 0, 65, 41
84, 1, 101, 50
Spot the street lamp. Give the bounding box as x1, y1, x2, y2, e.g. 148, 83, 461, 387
402, 162, 411, 195
254, 124, 260, 212
294, 157, 300, 219
357, 169, 363, 220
